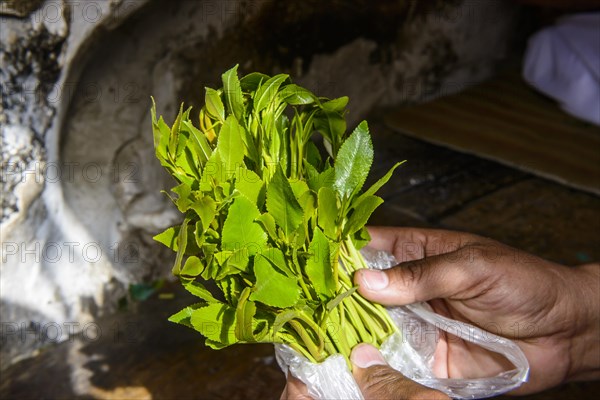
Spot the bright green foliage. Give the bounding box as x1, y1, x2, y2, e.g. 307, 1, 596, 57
250, 255, 300, 308
221, 195, 266, 255
191, 303, 237, 345
266, 167, 304, 239
334, 121, 374, 200
305, 228, 335, 301
152, 65, 405, 363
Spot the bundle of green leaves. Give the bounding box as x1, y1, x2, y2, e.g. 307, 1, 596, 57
152, 65, 404, 364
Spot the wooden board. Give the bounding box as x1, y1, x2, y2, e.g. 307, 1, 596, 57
384, 72, 600, 195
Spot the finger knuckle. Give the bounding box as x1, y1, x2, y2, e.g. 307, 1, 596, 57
360, 366, 401, 398
360, 366, 450, 400
400, 262, 425, 288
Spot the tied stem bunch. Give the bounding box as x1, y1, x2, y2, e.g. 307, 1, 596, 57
152, 65, 404, 364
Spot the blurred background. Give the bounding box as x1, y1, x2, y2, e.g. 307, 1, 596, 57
1, 0, 599, 398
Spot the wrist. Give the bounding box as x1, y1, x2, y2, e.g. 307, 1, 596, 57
567, 263, 600, 382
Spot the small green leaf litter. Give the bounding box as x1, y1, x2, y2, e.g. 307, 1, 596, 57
152, 65, 406, 364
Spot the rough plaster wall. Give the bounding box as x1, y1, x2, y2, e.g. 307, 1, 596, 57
1, 0, 152, 368
0, 0, 520, 369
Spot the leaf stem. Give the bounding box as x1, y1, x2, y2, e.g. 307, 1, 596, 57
291, 247, 314, 301
289, 320, 322, 362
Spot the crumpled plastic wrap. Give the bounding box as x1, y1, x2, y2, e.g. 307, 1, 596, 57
275, 247, 530, 399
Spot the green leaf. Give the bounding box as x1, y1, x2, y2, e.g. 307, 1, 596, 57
297, 190, 316, 220
254, 74, 289, 112
191, 303, 237, 346
314, 112, 346, 156
317, 187, 338, 239
256, 213, 278, 242
235, 287, 257, 342
151, 98, 170, 160
153, 226, 178, 250
191, 196, 216, 233
344, 195, 383, 237
306, 141, 322, 169
182, 279, 218, 303
200, 151, 223, 191
305, 228, 335, 300
289, 180, 309, 203
172, 218, 190, 275
172, 183, 192, 212
299, 192, 317, 240
222, 65, 244, 120
218, 276, 244, 305
351, 226, 371, 250
168, 303, 205, 328
261, 247, 294, 277
235, 168, 264, 207
194, 221, 206, 248
354, 161, 405, 208
216, 116, 245, 178
221, 195, 267, 255
321, 96, 349, 113
202, 242, 218, 259
307, 164, 335, 193
155, 224, 199, 261
252, 311, 273, 342
240, 72, 270, 92
180, 123, 206, 169
183, 147, 202, 180
279, 84, 316, 105
153, 115, 171, 161
182, 120, 213, 165
204, 262, 221, 285
250, 255, 300, 308
169, 103, 184, 159
334, 121, 373, 199
239, 122, 260, 165
181, 256, 204, 277
214, 248, 250, 279
326, 286, 358, 311
266, 166, 304, 238
205, 87, 225, 122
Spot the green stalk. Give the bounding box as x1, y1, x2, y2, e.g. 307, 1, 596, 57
343, 300, 372, 344
332, 249, 340, 290
292, 247, 314, 301
289, 320, 322, 362
279, 331, 317, 363
325, 307, 353, 357
297, 312, 337, 356
337, 239, 399, 348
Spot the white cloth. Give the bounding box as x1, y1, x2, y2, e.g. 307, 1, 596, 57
523, 12, 600, 126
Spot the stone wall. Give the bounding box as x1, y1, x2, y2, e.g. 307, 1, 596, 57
0, 0, 521, 367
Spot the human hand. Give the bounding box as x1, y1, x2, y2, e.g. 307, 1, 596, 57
280, 344, 449, 400
355, 227, 600, 394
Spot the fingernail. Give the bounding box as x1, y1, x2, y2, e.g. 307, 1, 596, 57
351, 344, 387, 369
360, 269, 389, 290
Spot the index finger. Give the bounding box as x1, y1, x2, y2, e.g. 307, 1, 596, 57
366, 226, 480, 263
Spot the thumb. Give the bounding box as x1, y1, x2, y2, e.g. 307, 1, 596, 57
351, 344, 448, 400
280, 374, 312, 400
354, 249, 479, 306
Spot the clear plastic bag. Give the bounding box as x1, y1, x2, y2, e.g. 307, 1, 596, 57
275, 247, 529, 399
